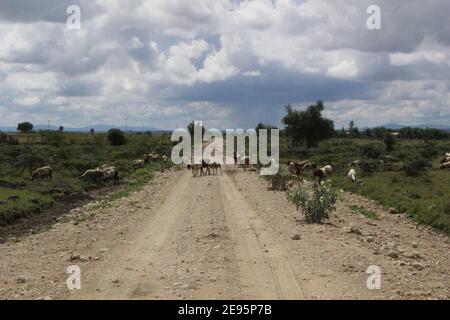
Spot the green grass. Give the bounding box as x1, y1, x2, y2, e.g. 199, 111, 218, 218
68, 165, 157, 224
0, 132, 173, 226
281, 137, 450, 234
0, 187, 54, 226
348, 204, 378, 220
332, 169, 450, 233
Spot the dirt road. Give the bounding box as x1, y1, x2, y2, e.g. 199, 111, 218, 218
0, 167, 448, 299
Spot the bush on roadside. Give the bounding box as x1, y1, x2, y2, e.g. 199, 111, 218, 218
287, 181, 339, 224
403, 157, 431, 177
359, 159, 378, 176
107, 129, 127, 146
383, 133, 396, 152
361, 143, 383, 159
420, 143, 439, 159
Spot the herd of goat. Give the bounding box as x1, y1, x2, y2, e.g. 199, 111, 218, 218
30, 152, 168, 185
187, 161, 223, 177
28, 152, 450, 184
287, 151, 450, 184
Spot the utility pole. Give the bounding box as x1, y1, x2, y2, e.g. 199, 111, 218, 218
125, 118, 128, 132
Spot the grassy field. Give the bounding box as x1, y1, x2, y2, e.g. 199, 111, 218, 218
0, 131, 173, 226
2, 130, 450, 235
281, 137, 450, 234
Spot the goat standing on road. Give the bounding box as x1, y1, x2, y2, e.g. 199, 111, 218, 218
210, 162, 222, 175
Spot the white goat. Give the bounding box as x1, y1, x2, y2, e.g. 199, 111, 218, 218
347, 168, 357, 183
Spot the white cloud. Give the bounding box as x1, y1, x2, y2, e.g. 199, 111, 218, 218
243, 70, 261, 77
327, 60, 359, 78
0, 0, 449, 128
13, 96, 41, 106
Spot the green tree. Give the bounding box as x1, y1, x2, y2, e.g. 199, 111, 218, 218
365, 127, 373, 138
384, 133, 396, 152
349, 120, 359, 136
349, 120, 355, 132
107, 129, 127, 146
282, 101, 334, 148
17, 122, 33, 133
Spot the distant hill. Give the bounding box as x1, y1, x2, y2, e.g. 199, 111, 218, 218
0, 124, 165, 133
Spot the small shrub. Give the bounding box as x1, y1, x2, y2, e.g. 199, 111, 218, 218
406, 191, 421, 199
349, 205, 378, 220
391, 176, 400, 184
403, 157, 431, 177
384, 134, 396, 152
420, 143, 439, 159
444, 203, 450, 216
380, 161, 395, 171
359, 159, 378, 176
287, 181, 339, 224
361, 144, 383, 159
107, 129, 127, 146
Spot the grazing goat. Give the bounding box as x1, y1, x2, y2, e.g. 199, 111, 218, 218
144, 154, 151, 165
236, 154, 250, 169
347, 168, 357, 183
288, 160, 313, 176
160, 155, 168, 172
440, 156, 450, 164
150, 153, 161, 162
210, 162, 222, 175
313, 168, 325, 184
441, 161, 450, 170
99, 165, 120, 185
8, 195, 19, 202
201, 160, 211, 176
348, 160, 360, 167
322, 165, 333, 175
81, 169, 103, 182
191, 164, 202, 177
31, 166, 53, 181
313, 165, 333, 184
134, 159, 145, 169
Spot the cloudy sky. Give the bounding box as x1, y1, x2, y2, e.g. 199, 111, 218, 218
0, 0, 449, 130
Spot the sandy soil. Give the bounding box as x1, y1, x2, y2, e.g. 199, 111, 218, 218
0, 167, 448, 300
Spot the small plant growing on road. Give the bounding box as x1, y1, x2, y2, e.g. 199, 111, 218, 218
287, 181, 339, 224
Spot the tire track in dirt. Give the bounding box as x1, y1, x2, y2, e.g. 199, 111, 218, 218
4, 167, 447, 300
220, 169, 304, 299
70, 171, 193, 299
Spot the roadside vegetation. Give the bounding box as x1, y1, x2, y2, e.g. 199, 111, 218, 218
278, 108, 450, 233
0, 130, 173, 227
2, 102, 450, 236
254, 101, 450, 233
